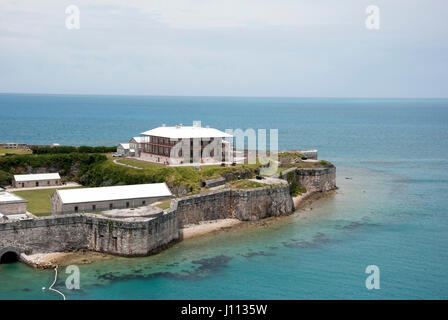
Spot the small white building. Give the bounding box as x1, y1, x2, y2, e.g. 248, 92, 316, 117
117, 143, 134, 157
0, 190, 27, 216
129, 137, 144, 157
13, 173, 61, 188
50, 183, 173, 214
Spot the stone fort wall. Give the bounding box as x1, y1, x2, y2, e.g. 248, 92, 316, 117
280, 165, 336, 192
0, 212, 179, 257
0, 166, 336, 260
172, 186, 294, 226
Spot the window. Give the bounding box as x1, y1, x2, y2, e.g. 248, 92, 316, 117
74, 206, 78, 213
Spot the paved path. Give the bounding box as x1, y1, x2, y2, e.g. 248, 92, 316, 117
6, 182, 81, 192
249, 177, 287, 185
113, 159, 142, 169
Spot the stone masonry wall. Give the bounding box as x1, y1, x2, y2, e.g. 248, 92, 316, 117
0, 215, 88, 254
174, 186, 294, 226
0, 201, 28, 215
0, 212, 179, 257
281, 165, 336, 192
173, 189, 233, 225
0, 166, 335, 259
231, 186, 294, 221
84, 211, 179, 256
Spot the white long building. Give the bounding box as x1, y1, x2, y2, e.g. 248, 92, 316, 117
50, 183, 172, 214
13, 173, 61, 188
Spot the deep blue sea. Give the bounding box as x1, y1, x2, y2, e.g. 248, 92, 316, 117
0, 94, 447, 299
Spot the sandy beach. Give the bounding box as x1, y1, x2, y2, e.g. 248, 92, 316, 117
181, 218, 242, 239
20, 250, 113, 269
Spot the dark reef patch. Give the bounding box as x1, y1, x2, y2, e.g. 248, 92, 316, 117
96, 255, 233, 283
240, 251, 276, 258
191, 255, 232, 272
335, 220, 381, 231
283, 232, 332, 249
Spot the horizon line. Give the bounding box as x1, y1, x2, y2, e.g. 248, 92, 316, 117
0, 91, 447, 100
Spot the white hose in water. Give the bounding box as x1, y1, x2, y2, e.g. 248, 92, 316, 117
49, 265, 66, 300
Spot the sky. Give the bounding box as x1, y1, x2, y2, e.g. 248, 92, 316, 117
0, 0, 447, 98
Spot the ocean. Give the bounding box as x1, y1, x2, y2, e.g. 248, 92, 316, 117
0, 94, 447, 299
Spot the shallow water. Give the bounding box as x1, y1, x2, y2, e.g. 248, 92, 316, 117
0, 95, 447, 299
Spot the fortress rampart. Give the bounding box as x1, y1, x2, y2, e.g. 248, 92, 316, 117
0, 166, 335, 264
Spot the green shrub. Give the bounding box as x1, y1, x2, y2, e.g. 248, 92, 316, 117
32, 146, 116, 154
0, 153, 107, 182
318, 160, 332, 166
0, 170, 12, 186
286, 171, 306, 197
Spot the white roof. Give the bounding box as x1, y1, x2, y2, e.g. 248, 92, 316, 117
14, 173, 60, 182
130, 137, 145, 143
119, 143, 130, 149
141, 126, 232, 139
0, 192, 27, 203
56, 183, 172, 204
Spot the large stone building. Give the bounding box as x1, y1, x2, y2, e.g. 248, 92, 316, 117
0, 189, 27, 218
138, 123, 233, 165
13, 173, 61, 188
50, 183, 173, 214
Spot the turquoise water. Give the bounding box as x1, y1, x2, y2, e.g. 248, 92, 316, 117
0, 94, 447, 299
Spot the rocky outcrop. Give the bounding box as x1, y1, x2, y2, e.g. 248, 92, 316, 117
281, 165, 336, 192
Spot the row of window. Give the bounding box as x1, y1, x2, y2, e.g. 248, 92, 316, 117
150, 136, 178, 146
145, 144, 171, 155
19, 180, 60, 187
73, 200, 147, 213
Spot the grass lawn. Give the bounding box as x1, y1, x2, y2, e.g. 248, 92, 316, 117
156, 199, 172, 210
229, 179, 268, 189
0, 147, 32, 156
13, 187, 82, 216
112, 159, 261, 193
